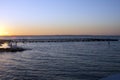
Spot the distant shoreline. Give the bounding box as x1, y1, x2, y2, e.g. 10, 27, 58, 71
0, 35, 120, 37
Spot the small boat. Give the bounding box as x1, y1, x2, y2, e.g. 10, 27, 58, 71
0, 47, 26, 52
0, 42, 27, 52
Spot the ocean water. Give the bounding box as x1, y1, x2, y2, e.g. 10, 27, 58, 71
0, 36, 120, 80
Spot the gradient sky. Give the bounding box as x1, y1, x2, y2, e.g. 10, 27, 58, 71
0, 0, 120, 35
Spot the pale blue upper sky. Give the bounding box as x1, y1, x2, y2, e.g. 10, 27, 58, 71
0, 0, 120, 35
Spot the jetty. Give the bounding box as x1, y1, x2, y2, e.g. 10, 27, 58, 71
0, 38, 118, 52
0, 38, 119, 43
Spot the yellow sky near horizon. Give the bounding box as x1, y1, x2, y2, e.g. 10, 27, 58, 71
0, 0, 120, 36
0, 23, 120, 36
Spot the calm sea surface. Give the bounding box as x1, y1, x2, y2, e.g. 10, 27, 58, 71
0, 36, 120, 80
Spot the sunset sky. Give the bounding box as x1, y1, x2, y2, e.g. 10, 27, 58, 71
0, 0, 120, 36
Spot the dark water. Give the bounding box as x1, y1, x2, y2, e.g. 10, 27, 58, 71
0, 36, 120, 80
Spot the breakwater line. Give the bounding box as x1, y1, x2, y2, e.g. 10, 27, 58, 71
0, 38, 119, 43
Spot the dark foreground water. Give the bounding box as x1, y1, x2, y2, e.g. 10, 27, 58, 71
0, 36, 120, 80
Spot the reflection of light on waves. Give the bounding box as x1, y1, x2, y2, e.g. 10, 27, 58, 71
0, 43, 9, 48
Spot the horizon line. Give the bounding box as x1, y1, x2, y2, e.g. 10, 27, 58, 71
0, 34, 120, 37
